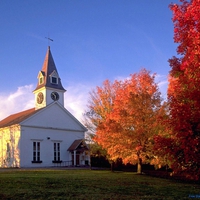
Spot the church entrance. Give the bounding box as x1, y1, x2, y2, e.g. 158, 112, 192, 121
72, 153, 80, 166
68, 139, 90, 167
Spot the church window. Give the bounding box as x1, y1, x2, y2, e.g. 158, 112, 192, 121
32, 141, 41, 162
50, 70, 59, 85
53, 143, 60, 161
51, 76, 58, 84
6, 143, 11, 161
39, 77, 44, 85
7, 143, 10, 152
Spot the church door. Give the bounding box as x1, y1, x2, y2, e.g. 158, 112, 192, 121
76, 154, 80, 166
72, 153, 80, 166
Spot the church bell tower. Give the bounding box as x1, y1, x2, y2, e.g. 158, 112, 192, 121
33, 46, 66, 110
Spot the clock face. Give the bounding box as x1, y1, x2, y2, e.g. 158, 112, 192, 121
51, 92, 59, 101
37, 92, 44, 104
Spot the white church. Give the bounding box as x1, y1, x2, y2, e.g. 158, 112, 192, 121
0, 46, 89, 168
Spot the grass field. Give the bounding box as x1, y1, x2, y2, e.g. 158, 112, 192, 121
0, 169, 199, 200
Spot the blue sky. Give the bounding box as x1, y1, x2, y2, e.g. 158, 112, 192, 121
0, 0, 179, 121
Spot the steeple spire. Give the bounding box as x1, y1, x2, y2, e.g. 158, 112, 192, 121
34, 46, 66, 92
33, 47, 66, 109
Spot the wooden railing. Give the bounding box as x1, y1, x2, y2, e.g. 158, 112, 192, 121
53, 161, 72, 167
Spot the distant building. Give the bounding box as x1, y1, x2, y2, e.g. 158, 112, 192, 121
0, 46, 89, 168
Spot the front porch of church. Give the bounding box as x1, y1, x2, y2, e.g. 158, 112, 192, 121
53, 139, 90, 168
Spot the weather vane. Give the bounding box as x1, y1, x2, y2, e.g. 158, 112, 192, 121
45, 37, 53, 46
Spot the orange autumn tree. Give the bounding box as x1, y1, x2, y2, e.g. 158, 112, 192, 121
86, 79, 120, 128
166, 0, 200, 180
85, 79, 121, 166
88, 69, 163, 173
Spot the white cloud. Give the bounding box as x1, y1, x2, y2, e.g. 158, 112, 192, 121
64, 83, 91, 121
0, 85, 34, 121
0, 76, 168, 122
0, 83, 91, 122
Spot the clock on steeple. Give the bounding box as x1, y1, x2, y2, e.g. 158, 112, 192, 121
51, 92, 59, 101
37, 92, 44, 104
33, 46, 66, 110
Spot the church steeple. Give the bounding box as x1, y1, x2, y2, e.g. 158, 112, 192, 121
34, 46, 66, 92
33, 47, 66, 110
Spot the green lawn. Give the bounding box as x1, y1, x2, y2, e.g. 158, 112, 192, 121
0, 169, 199, 200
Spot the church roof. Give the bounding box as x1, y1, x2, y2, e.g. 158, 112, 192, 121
68, 139, 89, 151
0, 108, 41, 128
33, 46, 66, 92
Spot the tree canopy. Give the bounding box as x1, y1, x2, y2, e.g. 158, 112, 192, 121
84, 0, 200, 180
166, 0, 200, 180
86, 69, 163, 173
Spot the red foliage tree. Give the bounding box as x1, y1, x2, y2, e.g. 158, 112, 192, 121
167, 0, 200, 180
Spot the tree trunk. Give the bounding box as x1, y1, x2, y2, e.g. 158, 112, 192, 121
110, 161, 114, 172
137, 157, 142, 174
